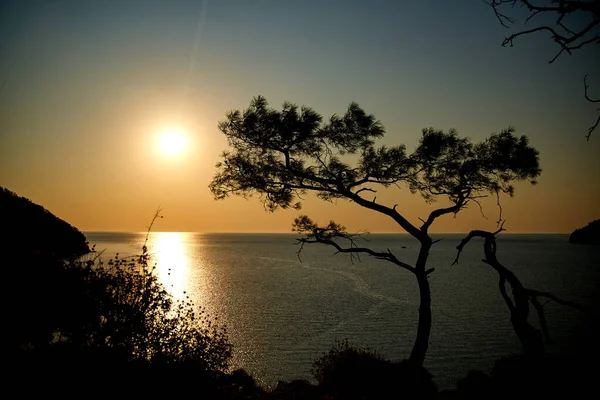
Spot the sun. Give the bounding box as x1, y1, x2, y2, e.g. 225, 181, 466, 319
157, 128, 188, 157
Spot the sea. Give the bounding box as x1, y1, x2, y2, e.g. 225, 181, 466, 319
83, 232, 598, 390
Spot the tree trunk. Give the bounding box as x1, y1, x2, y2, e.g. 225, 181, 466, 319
482, 236, 545, 354
455, 230, 547, 355
409, 241, 432, 367
409, 270, 432, 366
496, 271, 544, 354
511, 314, 544, 354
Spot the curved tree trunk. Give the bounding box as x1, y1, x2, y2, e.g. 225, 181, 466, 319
482, 237, 544, 354
294, 220, 438, 367
410, 270, 432, 366
409, 241, 433, 366
455, 230, 544, 355
496, 272, 544, 354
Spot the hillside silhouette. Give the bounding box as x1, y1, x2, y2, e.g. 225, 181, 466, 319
569, 219, 600, 245
0, 186, 90, 258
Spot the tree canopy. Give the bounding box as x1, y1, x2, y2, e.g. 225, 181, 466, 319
210, 96, 541, 367
210, 96, 541, 236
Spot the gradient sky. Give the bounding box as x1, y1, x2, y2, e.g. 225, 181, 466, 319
1, 0, 598, 233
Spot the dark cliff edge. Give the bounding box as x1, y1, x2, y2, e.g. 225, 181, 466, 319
0, 186, 90, 258
569, 219, 600, 245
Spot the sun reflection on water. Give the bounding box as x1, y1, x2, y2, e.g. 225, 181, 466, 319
147, 232, 191, 300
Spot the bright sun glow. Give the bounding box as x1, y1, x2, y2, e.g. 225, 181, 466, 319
157, 128, 188, 157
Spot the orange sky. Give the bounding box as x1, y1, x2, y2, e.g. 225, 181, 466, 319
1, 1, 598, 234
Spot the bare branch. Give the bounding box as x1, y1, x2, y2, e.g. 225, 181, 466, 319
354, 187, 376, 196
495, 190, 504, 226
451, 222, 505, 266
528, 295, 551, 341
584, 74, 600, 103
452, 222, 584, 353
488, 1, 600, 140
343, 189, 424, 240
548, 45, 570, 63
491, 0, 600, 61
471, 197, 489, 220
584, 74, 600, 140
296, 237, 416, 273
421, 200, 463, 233
588, 114, 600, 140
526, 8, 544, 23
499, 276, 516, 312
525, 288, 587, 311
292, 215, 415, 271
526, 287, 587, 342
485, 0, 515, 27
494, 220, 506, 235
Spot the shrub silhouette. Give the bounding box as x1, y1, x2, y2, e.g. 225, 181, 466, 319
451, 354, 592, 400
311, 339, 437, 400
1, 194, 232, 393
13, 239, 232, 390
70, 250, 231, 370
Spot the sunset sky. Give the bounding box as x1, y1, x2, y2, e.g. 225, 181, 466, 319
1, 0, 598, 234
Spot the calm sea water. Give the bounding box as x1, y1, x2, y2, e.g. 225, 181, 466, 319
84, 232, 598, 389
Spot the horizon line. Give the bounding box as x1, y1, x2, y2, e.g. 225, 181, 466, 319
82, 230, 572, 235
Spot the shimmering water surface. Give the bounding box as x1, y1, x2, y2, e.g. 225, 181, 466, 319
84, 232, 598, 389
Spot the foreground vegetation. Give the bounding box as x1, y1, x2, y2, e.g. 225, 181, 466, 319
3, 188, 230, 394
10, 243, 233, 394
4, 196, 592, 398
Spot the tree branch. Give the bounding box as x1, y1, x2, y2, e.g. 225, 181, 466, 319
451, 222, 505, 266
588, 114, 600, 141
499, 276, 517, 312
452, 223, 585, 352
297, 237, 415, 272
292, 215, 415, 271
485, 0, 515, 27
488, 1, 600, 140
584, 74, 600, 103
528, 295, 551, 341
584, 74, 600, 140
421, 203, 462, 233
422, 189, 469, 233
343, 189, 424, 240
354, 187, 377, 196
525, 288, 586, 311
495, 190, 504, 226
471, 197, 489, 220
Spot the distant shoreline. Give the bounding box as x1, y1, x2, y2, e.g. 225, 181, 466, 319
82, 231, 572, 235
